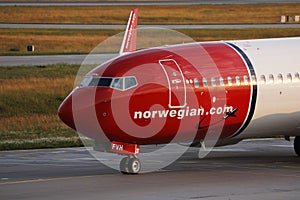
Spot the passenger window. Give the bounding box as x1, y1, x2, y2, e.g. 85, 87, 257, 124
277, 74, 283, 83
202, 78, 208, 87
111, 78, 124, 90
294, 73, 300, 82
219, 77, 225, 86
125, 77, 137, 90
243, 76, 249, 85
227, 76, 232, 86
268, 74, 274, 84
287, 73, 292, 83
211, 78, 216, 87
260, 75, 266, 84
235, 76, 241, 86
194, 78, 200, 88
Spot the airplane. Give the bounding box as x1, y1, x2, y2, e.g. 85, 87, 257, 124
58, 8, 300, 174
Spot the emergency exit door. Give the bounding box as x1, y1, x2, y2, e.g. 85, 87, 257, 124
159, 59, 187, 108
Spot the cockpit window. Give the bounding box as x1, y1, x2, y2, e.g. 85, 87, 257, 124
89, 78, 100, 86
98, 78, 113, 87
80, 77, 112, 87
79, 76, 137, 91
80, 77, 93, 87
111, 78, 123, 90
125, 77, 137, 90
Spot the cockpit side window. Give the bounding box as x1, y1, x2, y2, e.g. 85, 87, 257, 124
89, 78, 100, 86
125, 77, 137, 90
80, 77, 93, 87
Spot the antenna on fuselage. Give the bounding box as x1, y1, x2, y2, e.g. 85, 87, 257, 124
119, 8, 138, 55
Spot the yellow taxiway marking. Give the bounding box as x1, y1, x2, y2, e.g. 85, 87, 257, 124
0, 175, 110, 185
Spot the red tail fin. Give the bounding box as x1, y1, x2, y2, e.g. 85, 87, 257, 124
119, 8, 138, 55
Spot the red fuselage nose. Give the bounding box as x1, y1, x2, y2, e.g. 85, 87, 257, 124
58, 86, 112, 142
58, 94, 76, 130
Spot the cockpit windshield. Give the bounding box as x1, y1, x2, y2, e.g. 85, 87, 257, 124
80, 77, 112, 87
79, 76, 137, 91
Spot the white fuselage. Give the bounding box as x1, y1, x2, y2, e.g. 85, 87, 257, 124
231, 37, 300, 138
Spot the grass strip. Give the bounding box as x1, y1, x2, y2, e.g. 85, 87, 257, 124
0, 28, 120, 55
0, 64, 82, 150
0, 137, 83, 151
0, 4, 300, 25
1, 28, 300, 55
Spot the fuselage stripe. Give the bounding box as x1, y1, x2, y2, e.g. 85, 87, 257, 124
225, 42, 257, 138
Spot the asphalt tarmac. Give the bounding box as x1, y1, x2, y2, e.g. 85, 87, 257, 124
0, 138, 299, 200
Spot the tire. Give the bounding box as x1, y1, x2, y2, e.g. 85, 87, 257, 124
294, 136, 300, 156
120, 157, 130, 174
128, 158, 141, 174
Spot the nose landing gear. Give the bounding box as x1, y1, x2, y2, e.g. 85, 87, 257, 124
120, 156, 141, 174
109, 141, 141, 174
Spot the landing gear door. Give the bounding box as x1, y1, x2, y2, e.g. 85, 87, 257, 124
159, 59, 187, 108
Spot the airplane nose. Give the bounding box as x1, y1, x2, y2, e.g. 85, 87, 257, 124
58, 95, 76, 130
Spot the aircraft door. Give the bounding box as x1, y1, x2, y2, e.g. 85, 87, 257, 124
159, 59, 187, 108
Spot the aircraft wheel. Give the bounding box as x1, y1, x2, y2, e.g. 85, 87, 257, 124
294, 136, 300, 156
128, 158, 141, 174
120, 157, 130, 174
